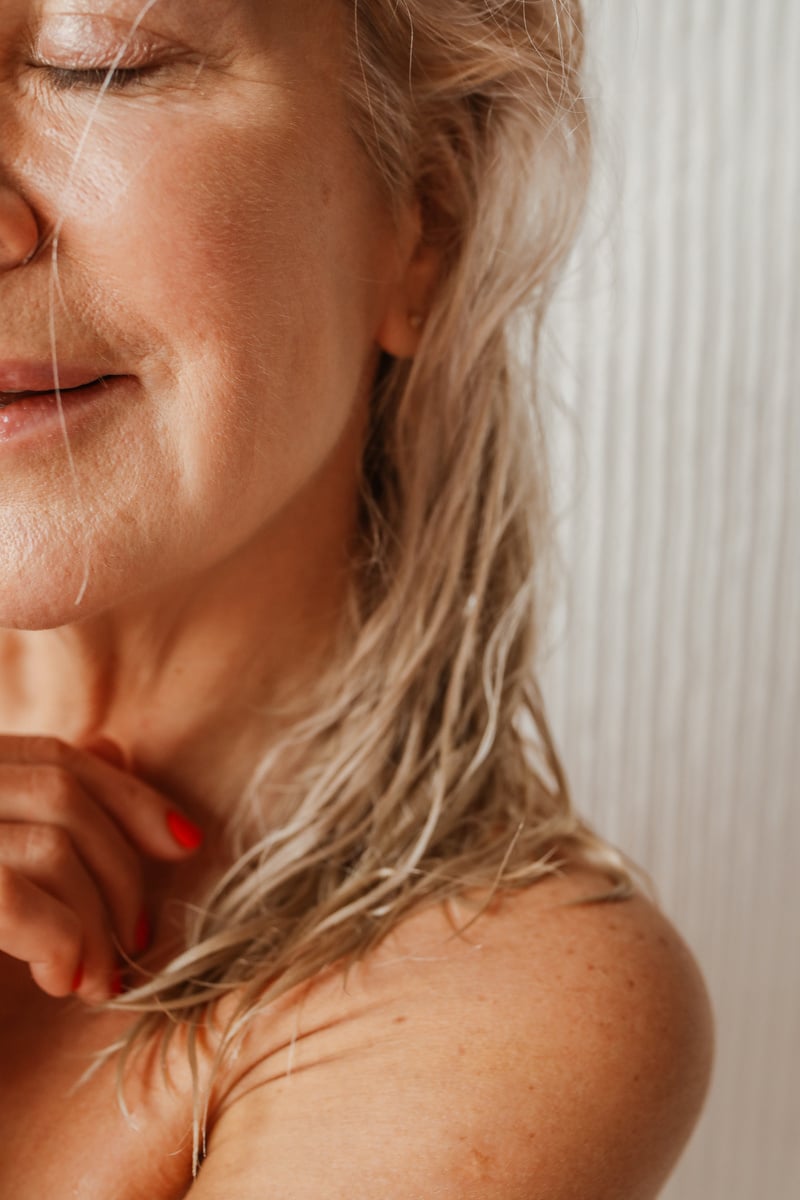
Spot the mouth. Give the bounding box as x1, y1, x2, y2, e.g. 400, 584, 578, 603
0, 373, 135, 449
0, 378, 110, 408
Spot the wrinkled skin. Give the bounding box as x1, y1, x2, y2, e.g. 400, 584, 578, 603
0, 0, 435, 811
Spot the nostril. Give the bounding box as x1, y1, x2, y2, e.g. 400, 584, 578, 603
0, 186, 40, 270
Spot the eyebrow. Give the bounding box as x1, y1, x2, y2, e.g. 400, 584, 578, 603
78, 0, 246, 39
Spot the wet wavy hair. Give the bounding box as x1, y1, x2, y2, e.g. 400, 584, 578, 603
75, 0, 656, 1174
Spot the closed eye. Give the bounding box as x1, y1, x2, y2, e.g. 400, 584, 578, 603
39, 65, 162, 92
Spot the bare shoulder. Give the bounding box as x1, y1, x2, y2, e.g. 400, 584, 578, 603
195, 868, 715, 1200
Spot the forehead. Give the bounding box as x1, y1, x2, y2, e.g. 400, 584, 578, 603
12, 0, 339, 44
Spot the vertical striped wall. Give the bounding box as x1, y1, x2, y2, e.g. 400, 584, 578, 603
538, 2, 800, 1197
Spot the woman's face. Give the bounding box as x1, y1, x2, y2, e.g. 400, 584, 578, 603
0, 0, 409, 629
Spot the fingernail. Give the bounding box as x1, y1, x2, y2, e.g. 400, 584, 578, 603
85, 737, 128, 770
166, 810, 204, 850
110, 967, 124, 997
134, 909, 151, 954
71, 960, 84, 992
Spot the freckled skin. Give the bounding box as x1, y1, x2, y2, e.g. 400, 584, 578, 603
0, 9, 716, 1198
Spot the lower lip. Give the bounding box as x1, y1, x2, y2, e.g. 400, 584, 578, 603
0, 377, 133, 446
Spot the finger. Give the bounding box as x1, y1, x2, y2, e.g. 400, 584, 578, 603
0, 864, 114, 1001
0, 734, 204, 860
82, 736, 130, 771
0, 763, 145, 957
0, 824, 120, 1001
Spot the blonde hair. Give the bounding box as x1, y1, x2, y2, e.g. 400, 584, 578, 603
81, 0, 656, 1174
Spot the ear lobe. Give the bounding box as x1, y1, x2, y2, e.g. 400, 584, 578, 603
374, 206, 443, 360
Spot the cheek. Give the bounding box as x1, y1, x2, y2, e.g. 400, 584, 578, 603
62, 113, 372, 510
82, 118, 330, 355
1, 91, 387, 630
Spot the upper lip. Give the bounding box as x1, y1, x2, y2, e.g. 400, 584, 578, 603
0, 361, 117, 393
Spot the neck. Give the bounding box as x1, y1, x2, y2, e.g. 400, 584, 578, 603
0, 465, 358, 828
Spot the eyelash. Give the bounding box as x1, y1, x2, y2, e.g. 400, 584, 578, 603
40, 65, 156, 93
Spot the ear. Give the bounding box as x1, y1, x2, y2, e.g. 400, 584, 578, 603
374, 200, 443, 360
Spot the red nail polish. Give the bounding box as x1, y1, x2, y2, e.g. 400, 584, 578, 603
134, 909, 151, 954
166, 810, 204, 850
71, 960, 84, 992
110, 967, 124, 997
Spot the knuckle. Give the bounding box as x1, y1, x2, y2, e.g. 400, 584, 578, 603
23, 823, 74, 870
21, 734, 71, 767
37, 765, 81, 812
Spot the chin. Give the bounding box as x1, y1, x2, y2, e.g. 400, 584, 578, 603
0, 554, 107, 631
0, 596, 89, 633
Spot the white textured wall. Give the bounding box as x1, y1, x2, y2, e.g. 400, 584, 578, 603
539, 2, 800, 1197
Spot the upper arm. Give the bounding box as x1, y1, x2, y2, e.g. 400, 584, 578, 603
185, 880, 715, 1200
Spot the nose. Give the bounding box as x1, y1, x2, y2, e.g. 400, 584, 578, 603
0, 183, 40, 270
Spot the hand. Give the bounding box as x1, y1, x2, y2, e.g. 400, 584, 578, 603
0, 734, 203, 1004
